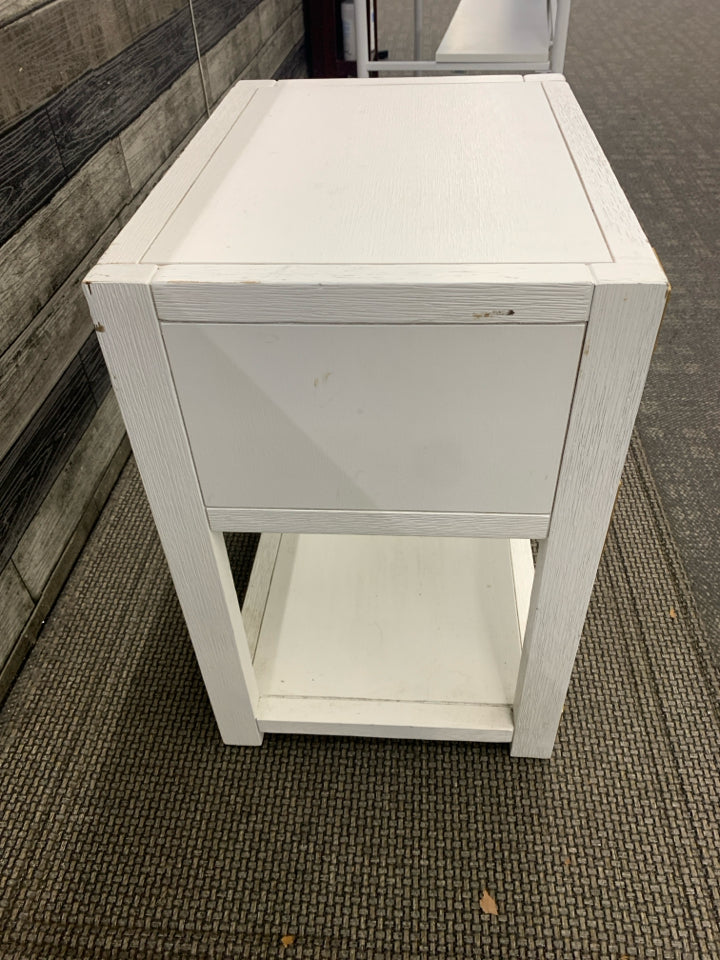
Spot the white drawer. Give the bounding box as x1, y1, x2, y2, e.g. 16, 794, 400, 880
162, 321, 584, 517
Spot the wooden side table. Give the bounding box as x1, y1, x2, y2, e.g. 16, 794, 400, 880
84, 75, 668, 758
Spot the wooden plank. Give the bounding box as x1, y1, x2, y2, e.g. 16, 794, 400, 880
257, 698, 514, 742
0, 357, 95, 569
143, 80, 610, 267
103, 81, 275, 265
0, 483, 99, 703
274, 38, 307, 80
201, 7, 263, 106
0, 561, 33, 667
0, 137, 132, 355
241, 532, 281, 658
252, 534, 522, 709
47, 7, 197, 176
0, 280, 93, 462
512, 278, 668, 758
93, 435, 131, 512
209, 507, 550, 539
79, 334, 111, 408
539, 78, 660, 267
257, 5, 305, 79
0, 0, 133, 131
119, 64, 207, 194
0, 109, 66, 246
153, 270, 593, 324
191, 0, 263, 55
84, 265, 262, 745
13, 391, 124, 598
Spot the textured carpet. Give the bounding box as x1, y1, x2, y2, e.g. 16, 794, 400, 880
1, 434, 719, 959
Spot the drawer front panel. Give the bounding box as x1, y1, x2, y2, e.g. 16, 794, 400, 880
162, 322, 584, 515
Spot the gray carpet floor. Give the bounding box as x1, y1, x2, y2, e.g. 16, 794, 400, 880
3, 0, 720, 957
1, 438, 719, 958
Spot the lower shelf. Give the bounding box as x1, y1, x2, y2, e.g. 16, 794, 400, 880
244, 534, 533, 741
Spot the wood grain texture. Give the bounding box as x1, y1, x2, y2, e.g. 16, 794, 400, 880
93, 435, 131, 512
153, 273, 592, 324
241, 532, 281, 658
47, 7, 197, 176
0, 275, 93, 461
201, 6, 263, 105
119, 64, 207, 194
13, 391, 125, 598
0, 0, 132, 130
79, 334, 111, 407
103, 80, 274, 265
84, 267, 262, 744
274, 38, 307, 80
191, 0, 263, 55
0, 356, 95, 569
143, 79, 610, 268
512, 278, 668, 758
0, 137, 132, 354
539, 78, 657, 266
209, 507, 550, 539
257, 698, 514, 742
0, 109, 66, 246
0, 561, 32, 666
256, 5, 304, 79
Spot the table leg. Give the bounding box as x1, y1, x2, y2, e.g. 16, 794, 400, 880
84, 266, 262, 745
511, 279, 668, 758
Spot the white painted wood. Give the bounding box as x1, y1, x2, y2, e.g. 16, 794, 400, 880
510, 538, 534, 640
252, 534, 522, 714
208, 507, 550, 539
82, 265, 262, 745
257, 697, 513, 742
539, 78, 660, 267
153, 269, 593, 324
145, 80, 610, 267
102, 81, 276, 265
241, 533, 281, 658
511, 278, 668, 758
162, 321, 585, 516
436, 0, 550, 63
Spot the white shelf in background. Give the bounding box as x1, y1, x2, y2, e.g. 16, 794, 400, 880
251, 534, 533, 741
436, 0, 551, 64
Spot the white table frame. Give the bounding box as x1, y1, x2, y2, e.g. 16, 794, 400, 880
84, 76, 667, 758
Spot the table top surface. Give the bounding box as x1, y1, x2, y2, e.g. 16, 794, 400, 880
144, 78, 613, 269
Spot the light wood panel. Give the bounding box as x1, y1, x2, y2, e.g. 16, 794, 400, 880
0, 562, 33, 666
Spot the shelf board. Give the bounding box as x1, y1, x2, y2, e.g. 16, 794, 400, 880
249, 534, 532, 741
436, 0, 550, 64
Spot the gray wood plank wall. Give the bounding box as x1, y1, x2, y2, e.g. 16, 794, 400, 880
0, 0, 307, 700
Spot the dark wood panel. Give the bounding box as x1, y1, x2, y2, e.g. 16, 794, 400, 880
47, 7, 197, 177
0, 356, 95, 570
0, 274, 92, 462
274, 37, 307, 79
13, 392, 125, 598
79, 334, 111, 407
191, 0, 263, 55
0, 138, 132, 354
0, 109, 66, 247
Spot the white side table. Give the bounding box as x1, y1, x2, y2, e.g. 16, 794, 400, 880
84, 76, 668, 758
